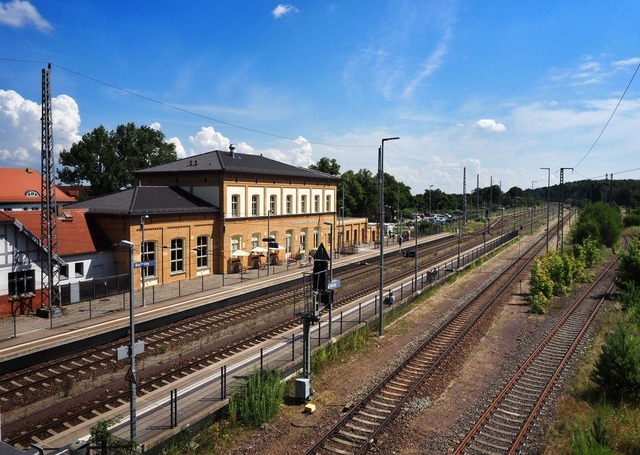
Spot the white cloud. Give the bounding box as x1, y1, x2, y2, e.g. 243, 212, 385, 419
402, 27, 452, 99
167, 137, 186, 158
188, 126, 231, 153
476, 118, 506, 133
0, 89, 80, 167
149, 122, 161, 130
0, 0, 52, 31
272, 4, 298, 19
612, 57, 640, 68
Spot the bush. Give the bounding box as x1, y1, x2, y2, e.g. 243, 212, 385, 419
530, 292, 550, 314
529, 258, 553, 300
616, 238, 640, 292
590, 322, 640, 405
228, 369, 285, 428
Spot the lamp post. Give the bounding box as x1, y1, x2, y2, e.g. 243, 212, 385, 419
267, 209, 272, 276
429, 185, 433, 215
118, 240, 138, 443
379, 136, 399, 337
140, 215, 149, 307
540, 167, 550, 251
323, 221, 333, 338
414, 210, 418, 291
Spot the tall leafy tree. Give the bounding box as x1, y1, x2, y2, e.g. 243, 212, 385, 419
310, 157, 340, 175
58, 122, 177, 199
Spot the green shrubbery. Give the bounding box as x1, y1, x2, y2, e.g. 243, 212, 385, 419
228, 369, 285, 428
528, 250, 589, 314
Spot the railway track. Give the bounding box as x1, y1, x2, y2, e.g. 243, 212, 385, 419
0, 235, 467, 408
452, 239, 623, 454
4, 231, 496, 447
305, 224, 553, 454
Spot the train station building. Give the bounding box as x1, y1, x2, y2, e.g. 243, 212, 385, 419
66, 147, 372, 289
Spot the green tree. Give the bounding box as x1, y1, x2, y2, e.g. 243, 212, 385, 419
309, 156, 340, 175
591, 321, 640, 404
571, 203, 622, 248
58, 122, 177, 199
617, 238, 640, 292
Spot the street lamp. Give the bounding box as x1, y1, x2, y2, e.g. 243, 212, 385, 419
323, 221, 334, 338
378, 136, 399, 337
540, 167, 550, 251
429, 184, 433, 215
414, 210, 418, 291
118, 240, 139, 443
140, 215, 149, 307
267, 209, 273, 276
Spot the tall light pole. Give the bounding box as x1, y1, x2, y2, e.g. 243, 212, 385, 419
429, 185, 433, 215
140, 215, 149, 307
267, 209, 272, 276
379, 136, 399, 337
414, 210, 418, 291
118, 240, 138, 443
323, 221, 333, 338
541, 167, 550, 251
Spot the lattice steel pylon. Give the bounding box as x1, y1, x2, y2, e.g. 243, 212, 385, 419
556, 167, 573, 253
40, 63, 61, 310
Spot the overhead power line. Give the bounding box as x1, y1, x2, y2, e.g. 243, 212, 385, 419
573, 62, 640, 169
0, 58, 374, 149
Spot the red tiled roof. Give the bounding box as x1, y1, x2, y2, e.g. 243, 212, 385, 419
1, 209, 111, 256
0, 168, 76, 203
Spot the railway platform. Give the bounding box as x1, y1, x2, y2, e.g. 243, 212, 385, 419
0, 233, 453, 366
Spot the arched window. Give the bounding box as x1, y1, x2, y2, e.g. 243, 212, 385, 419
269, 194, 277, 214
286, 195, 293, 214
142, 241, 157, 277
195, 236, 209, 268
231, 194, 240, 216
170, 238, 185, 273
251, 195, 260, 216
300, 195, 307, 214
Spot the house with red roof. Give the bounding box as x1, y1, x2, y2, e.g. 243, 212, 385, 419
0, 208, 114, 317
0, 167, 76, 211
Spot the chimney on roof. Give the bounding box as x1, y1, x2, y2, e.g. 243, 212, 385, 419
229, 143, 236, 157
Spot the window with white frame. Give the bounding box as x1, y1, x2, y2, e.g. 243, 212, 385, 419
195, 235, 209, 268
251, 234, 260, 249
75, 262, 85, 278
251, 195, 259, 216
285, 231, 293, 253
231, 194, 240, 216
269, 194, 277, 214
313, 229, 319, 248
314, 195, 320, 212
325, 195, 332, 212
300, 195, 307, 214
286, 195, 293, 214
299, 229, 307, 252
231, 236, 241, 254
170, 238, 185, 273
142, 241, 156, 277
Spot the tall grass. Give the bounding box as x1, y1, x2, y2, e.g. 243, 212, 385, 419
228, 369, 285, 428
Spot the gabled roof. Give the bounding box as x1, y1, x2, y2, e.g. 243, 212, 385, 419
66, 186, 218, 216
0, 168, 76, 204
1, 209, 112, 256
135, 150, 341, 181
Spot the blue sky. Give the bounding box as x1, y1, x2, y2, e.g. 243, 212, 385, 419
1, 1, 639, 195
